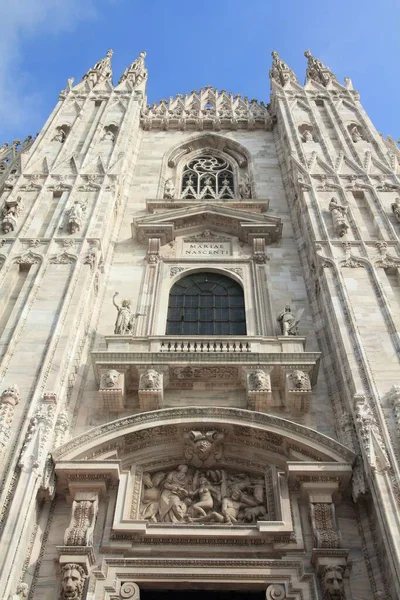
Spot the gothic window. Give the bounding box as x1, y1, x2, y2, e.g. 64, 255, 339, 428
166, 272, 246, 335
181, 155, 235, 200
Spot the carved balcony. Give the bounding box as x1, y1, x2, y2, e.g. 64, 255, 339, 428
92, 335, 320, 413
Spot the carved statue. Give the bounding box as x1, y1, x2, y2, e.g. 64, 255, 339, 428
329, 197, 349, 237
239, 173, 251, 199
321, 565, 345, 599
140, 369, 161, 390
11, 583, 28, 599
140, 471, 165, 521
350, 125, 363, 143
277, 305, 303, 336
68, 201, 84, 234
289, 369, 309, 390
113, 292, 142, 335
183, 429, 224, 465
52, 126, 68, 143
391, 198, 400, 222
102, 127, 115, 142
158, 464, 192, 523
248, 370, 270, 391
164, 178, 175, 199
101, 369, 121, 388
303, 129, 313, 142
2, 196, 22, 234
60, 563, 86, 600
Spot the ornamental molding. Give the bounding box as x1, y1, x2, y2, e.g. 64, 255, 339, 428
141, 87, 272, 131
133, 204, 282, 246
53, 406, 355, 463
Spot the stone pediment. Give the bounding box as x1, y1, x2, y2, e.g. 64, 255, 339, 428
133, 204, 282, 245
141, 87, 272, 131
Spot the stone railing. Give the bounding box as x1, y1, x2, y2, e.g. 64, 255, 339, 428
159, 337, 252, 353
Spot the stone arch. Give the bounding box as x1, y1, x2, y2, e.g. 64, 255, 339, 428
158, 133, 255, 199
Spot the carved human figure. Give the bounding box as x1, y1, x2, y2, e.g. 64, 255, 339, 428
113, 292, 135, 335
102, 369, 121, 388
164, 178, 175, 199
158, 464, 191, 523
350, 125, 363, 142
68, 201, 83, 234
321, 565, 345, 599
239, 173, 251, 199
303, 129, 313, 142
60, 563, 86, 600
103, 128, 115, 142
53, 126, 68, 143
277, 305, 301, 336
2, 196, 22, 234
329, 197, 349, 237
391, 198, 400, 222
222, 489, 258, 524
141, 471, 165, 521
189, 474, 223, 521
12, 583, 28, 599
249, 370, 270, 391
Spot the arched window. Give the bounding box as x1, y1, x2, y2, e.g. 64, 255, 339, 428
181, 155, 235, 200
166, 272, 246, 335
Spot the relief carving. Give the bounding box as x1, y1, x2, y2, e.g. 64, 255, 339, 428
67, 201, 86, 235
329, 198, 349, 237
320, 565, 345, 600
248, 370, 271, 391
239, 173, 252, 199
139, 465, 268, 524
183, 429, 224, 466
311, 502, 341, 548
64, 492, 99, 546
59, 563, 86, 600
99, 370, 125, 411
139, 369, 162, 390
289, 370, 310, 390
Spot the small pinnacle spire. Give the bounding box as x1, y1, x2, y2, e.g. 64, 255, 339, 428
119, 51, 148, 86
269, 51, 298, 87
304, 49, 337, 86
82, 49, 113, 86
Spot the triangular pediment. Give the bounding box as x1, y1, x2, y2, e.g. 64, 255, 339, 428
133, 203, 282, 245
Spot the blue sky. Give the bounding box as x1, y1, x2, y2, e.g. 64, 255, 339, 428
0, 0, 399, 143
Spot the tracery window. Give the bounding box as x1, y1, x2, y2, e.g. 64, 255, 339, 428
181, 155, 235, 200
166, 272, 246, 335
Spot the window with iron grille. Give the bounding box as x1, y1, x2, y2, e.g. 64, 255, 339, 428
180, 155, 235, 200
166, 272, 246, 335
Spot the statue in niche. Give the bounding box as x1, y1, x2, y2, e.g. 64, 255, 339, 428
164, 178, 175, 199
350, 125, 363, 143
249, 370, 270, 391
321, 565, 345, 599
329, 197, 349, 237
68, 201, 84, 234
2, 196, 22, 233
140, 369, 161, 390
113, 292, 142, 335
139, 466, 268, 525
52, 126, 68, 143
239, 173, 252, 199
277, 305, 303, 336
391, 198, 400, 222
102, 127, 115, 143
303, 129, 313, 142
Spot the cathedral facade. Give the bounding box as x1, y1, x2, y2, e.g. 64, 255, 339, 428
0, 48, 399, 600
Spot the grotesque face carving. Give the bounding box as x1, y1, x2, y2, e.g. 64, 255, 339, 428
322, 566, 344, 599
103, 370, 120, 388
141, 369, 160, 389
249, 370, 269, 391
61, 564, 85, 600
290, 369, 308, 390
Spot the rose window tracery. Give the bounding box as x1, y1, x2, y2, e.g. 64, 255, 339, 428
181, 155, 235, 200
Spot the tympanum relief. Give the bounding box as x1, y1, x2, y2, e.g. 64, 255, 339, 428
139, 464, 269, 524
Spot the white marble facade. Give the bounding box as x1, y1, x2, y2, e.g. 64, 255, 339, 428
0, 49, 399, 600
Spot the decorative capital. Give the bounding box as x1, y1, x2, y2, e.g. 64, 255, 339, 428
270, 50, 298, 87
304, 49, 337, 86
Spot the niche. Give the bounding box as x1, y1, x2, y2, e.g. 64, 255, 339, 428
298, 123, 315, 143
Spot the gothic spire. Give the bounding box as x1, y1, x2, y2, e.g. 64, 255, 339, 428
269, 51, 298, 87
82, 49, 113, 86
119, 51, 148, 86
304, 50, 337, 86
